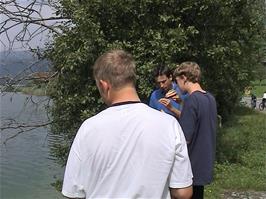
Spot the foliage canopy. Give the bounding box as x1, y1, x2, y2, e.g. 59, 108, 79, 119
47, 0, 266, 165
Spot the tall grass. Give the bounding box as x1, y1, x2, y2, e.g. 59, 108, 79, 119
205, 106, 266, 198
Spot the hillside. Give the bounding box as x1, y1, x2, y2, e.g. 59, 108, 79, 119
0, 50, 51, 77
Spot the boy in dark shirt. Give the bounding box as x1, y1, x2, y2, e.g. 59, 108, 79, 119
174, 62, 217, 199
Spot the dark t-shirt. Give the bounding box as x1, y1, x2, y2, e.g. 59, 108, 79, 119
179, 91, 217, 185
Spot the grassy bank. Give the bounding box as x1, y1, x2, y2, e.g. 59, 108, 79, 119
205, 107, 266, 198
16, 84, 47, 96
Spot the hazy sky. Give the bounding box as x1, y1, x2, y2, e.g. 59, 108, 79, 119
0, 0, 57, 52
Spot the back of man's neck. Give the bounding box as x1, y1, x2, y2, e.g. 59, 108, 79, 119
187, 83, 205, 94
110, 87, 140, 105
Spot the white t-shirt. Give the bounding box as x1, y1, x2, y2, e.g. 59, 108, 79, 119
62, 103, 192, 199
263, 92, 266, 99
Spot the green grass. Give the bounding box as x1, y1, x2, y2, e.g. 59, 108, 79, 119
16, 84, 47, 96
250, 79, 266, 97
205, 106, 266, 199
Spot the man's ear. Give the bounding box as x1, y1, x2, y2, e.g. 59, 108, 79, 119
182, 75, 188, 84
99, 79, 110, 92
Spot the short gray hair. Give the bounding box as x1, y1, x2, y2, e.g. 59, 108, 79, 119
93, 49, 136, 89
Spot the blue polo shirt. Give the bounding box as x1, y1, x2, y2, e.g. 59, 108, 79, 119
149, 82, 187, 116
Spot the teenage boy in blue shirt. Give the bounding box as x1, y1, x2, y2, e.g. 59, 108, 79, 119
149, 65, 186, 118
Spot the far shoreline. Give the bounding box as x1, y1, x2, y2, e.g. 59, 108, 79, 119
1, 85, 48, 96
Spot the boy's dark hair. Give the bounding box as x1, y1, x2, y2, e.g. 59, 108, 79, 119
154, 65, 172, 78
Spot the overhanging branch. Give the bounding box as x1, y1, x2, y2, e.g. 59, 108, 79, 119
1, 121, 53, 144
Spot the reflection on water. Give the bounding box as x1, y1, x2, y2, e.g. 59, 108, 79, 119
0, 92, 64, 199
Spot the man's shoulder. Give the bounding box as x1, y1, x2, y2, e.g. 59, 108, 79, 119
205, 92, 216, 104
172, 82, 181, 91
82, 104, 175, 125
149, 89, 163, 104
189, 91, 216, 105
150, 88, 162, 96
80, 109, 107, 128
144, 104, 177, 122
191, 90, 214, 98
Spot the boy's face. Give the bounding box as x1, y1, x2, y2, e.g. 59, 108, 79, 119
175, 76, 186, 92
156, 75, 172, 92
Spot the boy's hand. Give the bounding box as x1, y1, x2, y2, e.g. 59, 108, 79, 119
165, 90, 182, 103
165, 89, 177, 98
158, 98, 172, 109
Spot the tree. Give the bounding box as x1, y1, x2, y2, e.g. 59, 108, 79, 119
47, 0, 266, 169
0, 0, 66, 50
254, 46, 266, 84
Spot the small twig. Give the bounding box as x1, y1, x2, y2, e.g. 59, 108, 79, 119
1, 121, 53, 144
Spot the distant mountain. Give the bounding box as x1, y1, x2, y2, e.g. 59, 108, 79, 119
0, 51, 51, 77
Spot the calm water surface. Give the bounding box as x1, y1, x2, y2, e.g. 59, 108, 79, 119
0, 92, 64, 199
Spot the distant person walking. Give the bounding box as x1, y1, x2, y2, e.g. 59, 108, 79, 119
251, 93, 257, 109
262, 91, 266, 106
174, 62, 217, 199
149, 65, 187, 118
62, 50, 193, 199
259, 91, 266, 110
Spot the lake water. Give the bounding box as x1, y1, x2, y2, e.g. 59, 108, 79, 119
0, 92, 64, 199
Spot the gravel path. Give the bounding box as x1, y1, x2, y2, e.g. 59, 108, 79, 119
222, 191, 266, 199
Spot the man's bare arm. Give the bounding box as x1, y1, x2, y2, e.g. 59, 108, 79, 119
64, 197, 85, 199
168, 106, 181, 118
158, 98, 181, 118
170, 186, 193, 199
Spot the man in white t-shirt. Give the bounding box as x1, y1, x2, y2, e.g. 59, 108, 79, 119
62, 49, 193, 199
